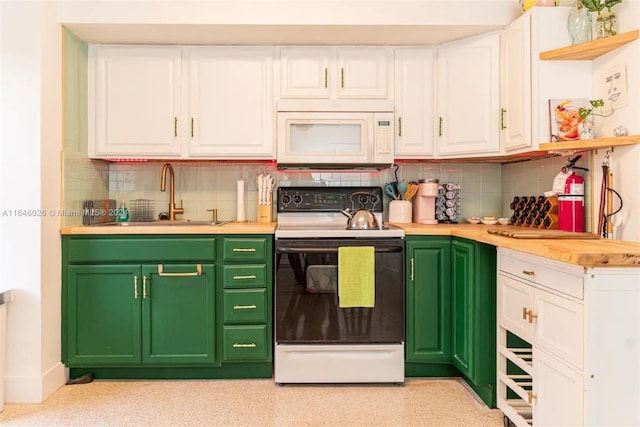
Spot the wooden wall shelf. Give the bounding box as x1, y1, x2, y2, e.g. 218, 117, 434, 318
539, 30, 639, 60
539, 135, 640, 152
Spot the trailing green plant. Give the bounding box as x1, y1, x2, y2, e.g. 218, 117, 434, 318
578, 99, 613, 120
582, 0, 622, 14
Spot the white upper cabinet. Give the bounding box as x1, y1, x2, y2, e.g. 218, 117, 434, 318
394, 48, 435, 157
89, 45, 182, 158
435, 33, 500, 157
500, 13, 532, 152
186, 46, 275, 158
89, 45, 275, 159
277, 46, 393, 111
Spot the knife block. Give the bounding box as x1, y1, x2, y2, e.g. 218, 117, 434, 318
257, 194, 273, 223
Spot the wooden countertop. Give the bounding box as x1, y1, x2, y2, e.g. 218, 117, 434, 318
61, 221, 277, 235
392, 223, 640, 268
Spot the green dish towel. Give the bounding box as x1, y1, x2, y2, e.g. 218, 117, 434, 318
338, 246, 375, 308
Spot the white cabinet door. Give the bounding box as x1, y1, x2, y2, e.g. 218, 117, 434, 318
436, 33, 500, 156
498, 273, 535, 343
500, 13, 532, 152
533, 348, 584, 426
393, 48, 435, 157
90, 45, 182, 158
337, 47, 391, 99
279, 47, 332, 99
186, 46, 275, 158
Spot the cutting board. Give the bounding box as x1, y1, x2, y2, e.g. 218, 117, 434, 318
487, 229, 601, 239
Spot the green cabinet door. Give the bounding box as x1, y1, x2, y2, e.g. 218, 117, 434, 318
141, 264, 216, 365
451, 237, 497, 407
66, 265, 142, 365
406, 237, 451, 363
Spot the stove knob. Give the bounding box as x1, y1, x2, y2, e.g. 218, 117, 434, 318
281, 194, 291, 205
370, 195, 379, 205
358, 194, 368, 205
292, 194, 303, 205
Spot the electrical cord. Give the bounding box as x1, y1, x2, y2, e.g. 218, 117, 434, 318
602, 187, 623, 238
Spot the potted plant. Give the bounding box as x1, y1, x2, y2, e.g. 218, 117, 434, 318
582, 0, 623, 38
578, 99, 613, 139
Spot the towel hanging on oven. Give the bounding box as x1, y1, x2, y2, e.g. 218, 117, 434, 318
337, 246, 375, 308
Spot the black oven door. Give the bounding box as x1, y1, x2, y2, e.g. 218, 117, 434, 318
274, 238, 404, 344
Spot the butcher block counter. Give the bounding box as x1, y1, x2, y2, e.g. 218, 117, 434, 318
60, 221, 277, 235
390, 223, 640, 268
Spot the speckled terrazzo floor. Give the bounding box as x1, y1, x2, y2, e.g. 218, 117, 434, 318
0, 378, 504, 426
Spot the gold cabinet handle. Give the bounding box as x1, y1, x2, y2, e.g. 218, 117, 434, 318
174, 117, 177, 137
324, 67, 328, 88
233, 304, 257, 310
157, 263, 202, 276
522, 307, 528, 320
190, 117, 194, 137
233, 275, 257, 280
438, 117, 443, 136
398, 117, 402, 136
528, 310, 538, 324
522, 270, 535, 276
410, 257, 415, 281
233, 248, 256, 252
341, 68, 344, 88
500, 108, 506, 130
232, 343, 256, 348
143, 276, 148, 299
134, 276, 139, 299
527, 390, 537, 404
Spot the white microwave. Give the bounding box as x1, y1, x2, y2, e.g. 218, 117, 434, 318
276, 112, 394, 170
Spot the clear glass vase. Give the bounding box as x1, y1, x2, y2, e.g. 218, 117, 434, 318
579, 119, 595, 140
567, 0, 592, 45
596, 12, 617, 39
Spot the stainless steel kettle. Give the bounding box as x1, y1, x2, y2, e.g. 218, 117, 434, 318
341, 191, 380, 230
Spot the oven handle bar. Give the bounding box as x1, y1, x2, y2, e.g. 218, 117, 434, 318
277, 246, 403, 254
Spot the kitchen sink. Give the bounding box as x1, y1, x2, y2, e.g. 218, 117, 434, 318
91, 220, 231, 227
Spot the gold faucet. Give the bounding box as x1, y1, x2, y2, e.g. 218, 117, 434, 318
160, 163, 184, 221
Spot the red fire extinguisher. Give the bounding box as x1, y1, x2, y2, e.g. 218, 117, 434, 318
558, 170, 585, 232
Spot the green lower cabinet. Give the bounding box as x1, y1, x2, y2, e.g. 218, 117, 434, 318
223, 325, 268, 361
142, 264, 216, 365
223, 289, 268, 323
451, 238, 497, 407
66, 265, 142, 365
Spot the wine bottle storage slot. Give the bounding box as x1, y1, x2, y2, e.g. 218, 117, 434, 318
509, 195, 558, 229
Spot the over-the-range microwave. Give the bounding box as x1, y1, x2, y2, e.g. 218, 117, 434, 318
276, 112, 394, 170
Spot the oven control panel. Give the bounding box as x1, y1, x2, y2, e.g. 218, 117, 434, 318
277, 186, 383, 212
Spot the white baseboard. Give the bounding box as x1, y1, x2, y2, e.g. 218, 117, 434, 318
5, 362, 67, 403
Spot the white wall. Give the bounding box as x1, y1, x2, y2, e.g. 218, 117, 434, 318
0, 0, 65, 402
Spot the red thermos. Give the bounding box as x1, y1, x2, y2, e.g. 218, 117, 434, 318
558, 171, 584, 232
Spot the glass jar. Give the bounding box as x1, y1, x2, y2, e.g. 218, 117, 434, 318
567, 0, 592, 45
579, 118, 595, 140
596, 12, 617, 39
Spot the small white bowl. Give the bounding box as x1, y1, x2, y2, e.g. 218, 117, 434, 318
497, 218, 511, 225
466, 217, 481, 224
480, 219, 498, 225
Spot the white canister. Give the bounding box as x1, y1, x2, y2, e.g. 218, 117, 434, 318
388, 200, 413, 223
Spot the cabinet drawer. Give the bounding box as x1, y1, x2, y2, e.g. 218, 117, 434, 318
223, 238, 268, 262
498, 273, 535, 343
499, 250, 583, 300
223, 289, 267, 324
223, 325, 268, 361
222, 265, 267, 288
66, 237, 216, 263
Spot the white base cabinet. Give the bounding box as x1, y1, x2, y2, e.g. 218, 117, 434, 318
497, 248, 640, 426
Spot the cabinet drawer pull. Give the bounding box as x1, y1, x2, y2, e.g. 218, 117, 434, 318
438, 117, 443, 136
157, 263, 202, 276
233, 343, 257, 348
500, 108, 506, 130
341, 68, 344, 88
398, 117, 402, 136
143, 276, 148, 299
191, 117, 194, 137
324, 68, 328, 88
527, 390, 537, 404
522, 270, 535, 276
233, 248, 257, 252
528, 310, 538, 324
233, 304, 257, 310
233, 275, 257, 280
410, 257, 415, 281
134, 276, 139, 299
174, 117, 177, 137
522, 307, 528, 320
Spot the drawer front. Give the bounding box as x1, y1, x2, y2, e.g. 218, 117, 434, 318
498, 273, 535, 343
499, 250, 584, 300
534, 289, 584, 370
222, 265, 267, 288
66, 237, 217, 263
223, 238, 268, 262
223, 289, 268, 324
223, 325, 268, 361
